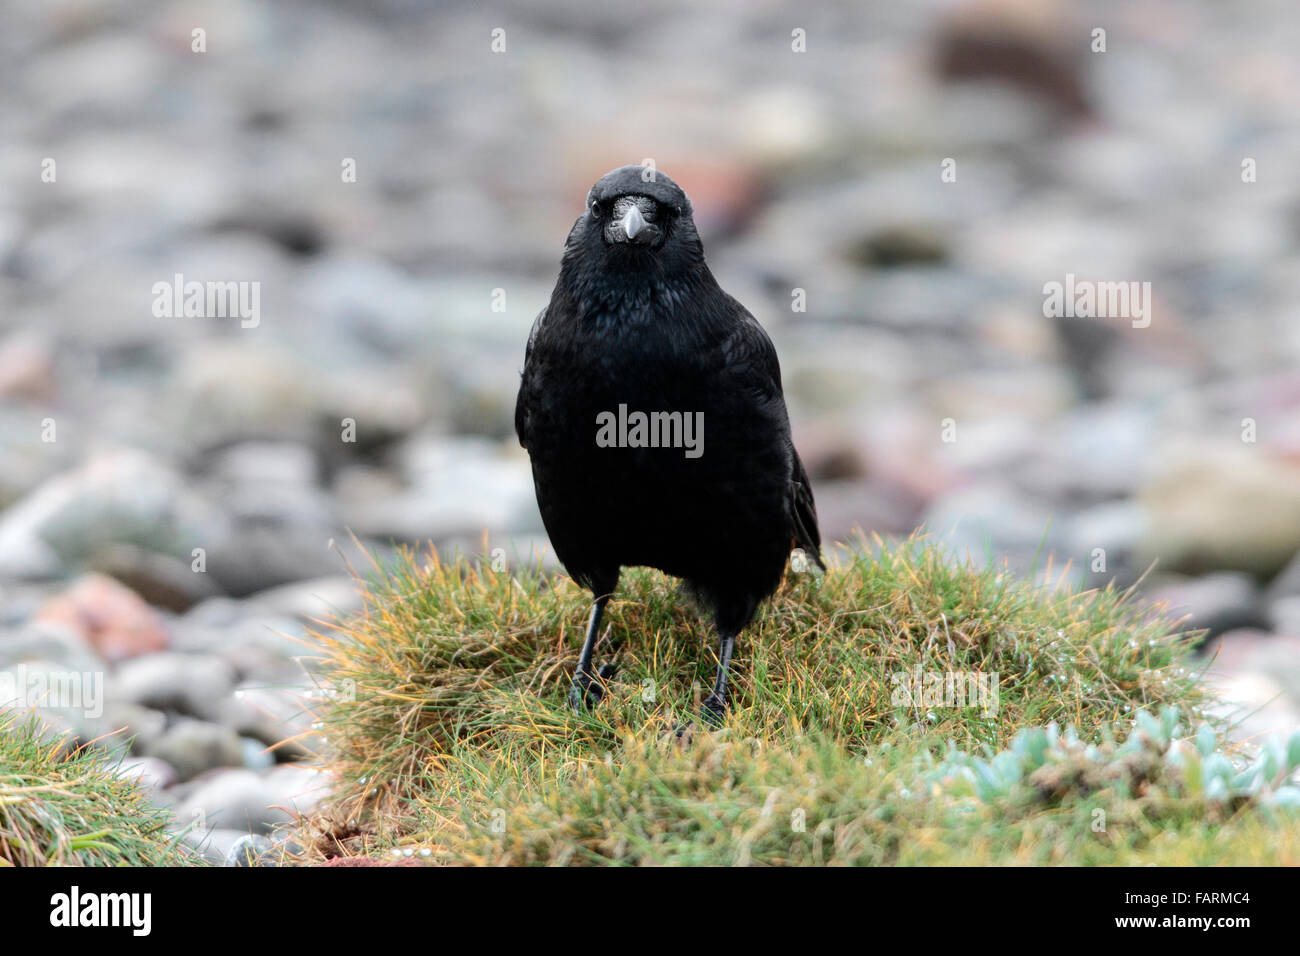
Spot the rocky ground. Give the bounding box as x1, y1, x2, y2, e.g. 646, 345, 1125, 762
2, 0, 1299, 862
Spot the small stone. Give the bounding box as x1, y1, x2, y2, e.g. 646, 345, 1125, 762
1146, 573, 1266, 642
175, 615, 311, 680
92, 544, 223, 613
1268, 549, 1300, 601
241, 736, 276, 770
181, 596, 247, 628
0, 450, 226, 582
176, 769, 288, 833
932, 0, 1090, 119
117, 755, 178, 793
34, 573, 170, 662
0, 619, 104, 673
1269, 596, 1300, 637
264, 764, 331, 817
224, 833, 276, 867
114, 652, 237, 722
0, 331, 57, 402
846, 223, 950, 268
243, 576, 363, 623
1141, 444, 1300, 577
218, 682, 318, 758
144, 718, 244, 782
182, 827, 250, 866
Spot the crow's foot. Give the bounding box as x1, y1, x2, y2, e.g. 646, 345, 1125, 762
672, 694, 727, 744
699, 693, 727, 728
568, 663, 616, 714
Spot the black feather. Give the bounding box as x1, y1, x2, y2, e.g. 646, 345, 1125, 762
515, 165, 823, 715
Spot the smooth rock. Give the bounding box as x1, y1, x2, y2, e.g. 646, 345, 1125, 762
1141, 444, 1300, 577
0, 330, 57, 402
117, 755, 178, 793
114, 652, 237, 721
176, 769, 289, 833
93, 544, 224, 612
181, 596, 249, 628
225, 833, 277, 867
144, 718, 244, 782
242, 736, 277, 770
932, 0, 1090, 118
243, 575, 363, 624
182, 827, 251, 866
1063, 500, 1147, 584
0, 450, 226, 582
1268, 548, 1300, 601
0, 619, 104, 673
164, 344, 325, 454
173, 615, 311, 679
1145, 573, 1266, 641
337, 435, 540, 542
264, 764, 332, 817
1269, 596, 1300, 637
219, 682, 318, 757
35, 573, 170, 662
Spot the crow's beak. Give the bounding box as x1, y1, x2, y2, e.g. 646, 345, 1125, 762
621, 204, 646, 241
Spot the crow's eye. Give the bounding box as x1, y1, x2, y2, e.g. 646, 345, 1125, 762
590, 200, 602, 218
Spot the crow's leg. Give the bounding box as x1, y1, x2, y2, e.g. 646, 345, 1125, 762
692, 589, 759, 730
699, 627, 737, 727
569, 593, 615, 714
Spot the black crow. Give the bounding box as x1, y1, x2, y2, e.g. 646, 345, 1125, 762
514, 164, 823, 726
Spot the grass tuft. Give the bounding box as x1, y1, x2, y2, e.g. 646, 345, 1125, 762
295, 535, 1297, 865
0, 713, 203, 866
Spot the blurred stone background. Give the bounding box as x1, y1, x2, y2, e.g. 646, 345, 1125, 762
2, 0, 1299, 860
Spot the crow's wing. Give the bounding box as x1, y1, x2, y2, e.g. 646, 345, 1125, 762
514, 306, 547, 449
717, 297, 784, 401
718, 300, 825, 569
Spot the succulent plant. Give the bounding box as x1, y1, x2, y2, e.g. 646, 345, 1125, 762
927, 706, 1300, 812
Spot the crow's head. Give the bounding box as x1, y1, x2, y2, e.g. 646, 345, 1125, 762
568, 166, 702, 275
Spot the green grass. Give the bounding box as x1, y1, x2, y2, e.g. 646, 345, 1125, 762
0, 713, 203, 866
296, 535, 1299, 865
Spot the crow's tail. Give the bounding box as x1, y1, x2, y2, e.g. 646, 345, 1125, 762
791, 450, 826, 571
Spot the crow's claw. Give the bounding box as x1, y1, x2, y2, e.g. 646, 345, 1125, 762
568, 663, 616, 714
568, 673, 602, 713
672, 694, 727, 743
699, 693, 727, 728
